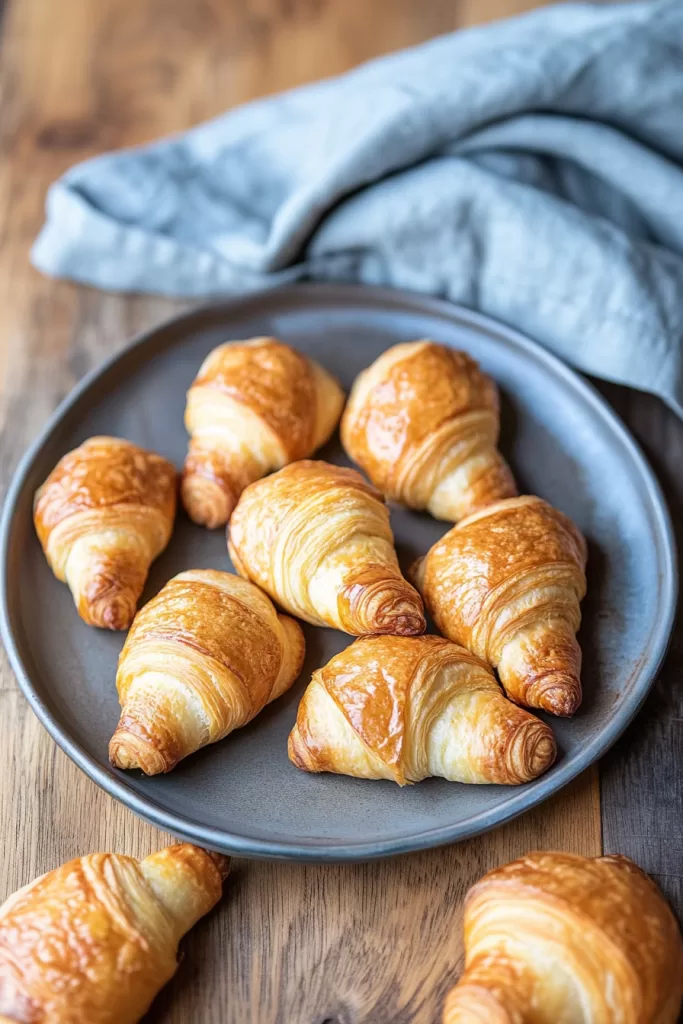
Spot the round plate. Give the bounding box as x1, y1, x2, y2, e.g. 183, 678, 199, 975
1, 284, 676, 861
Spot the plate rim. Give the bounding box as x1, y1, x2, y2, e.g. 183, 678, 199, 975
0, 282, 677, 861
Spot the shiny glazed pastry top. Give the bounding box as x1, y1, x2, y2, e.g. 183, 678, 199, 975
341, 341, 516, 521
443, 851, 683, 1024
33, 436, 177, 630
228, 459, 425, 636
414, 495, 587, 717
181, 337, 344, 528
0, 843, 229, 1024
289, 634, 556, 785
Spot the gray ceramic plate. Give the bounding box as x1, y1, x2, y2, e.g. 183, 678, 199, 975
0, 284, 677, 861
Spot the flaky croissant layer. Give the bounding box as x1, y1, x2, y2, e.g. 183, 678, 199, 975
33, 436, 177, 630
341, 340, 516, 522
181, 337, 344, 527
415, 495, 587, 717
289, 635, 556, 785
109, 569, 305, 774
444, 852, 683, 1024
228, 460, 425, 636
0, 843, 228, 1024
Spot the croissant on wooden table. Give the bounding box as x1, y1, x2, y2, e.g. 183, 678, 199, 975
444, 851, 683, 1024
0, 843, 229, 1024
33, 436, 177, 630
341, 341, 516, 521
289, 635, 556, 785
182, 337, 344, 528
109, 569, 305, 774
228, 460, 426, 636
414, 496, 587, 716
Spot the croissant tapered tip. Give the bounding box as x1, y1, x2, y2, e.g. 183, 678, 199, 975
287, 725, 319, 773
109, 725, 175, 776
181, 471, 236, 529
506, 719, 557, 784
532, 673, 582, 717
79, 587, 138, 631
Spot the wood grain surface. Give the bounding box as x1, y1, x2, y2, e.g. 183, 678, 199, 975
0, 1, 676, 1022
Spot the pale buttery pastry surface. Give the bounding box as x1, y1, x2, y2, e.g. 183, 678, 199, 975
181, 336, 344, 528
228, 460, 426, 636
444, 851, 683, 1024
109, 569, 305, 774
289, 634, 556, 785
341, 340, 516, 521
33, 436, 177, 631
414, 495, 587, 717
0, 843, 228, 1024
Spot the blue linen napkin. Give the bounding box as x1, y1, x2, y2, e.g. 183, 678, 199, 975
32, 1, 683, 414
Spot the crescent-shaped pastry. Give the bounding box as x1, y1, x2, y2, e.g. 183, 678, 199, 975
444, 851, 683, 1024
341, 341, 516, 521
414, 496, 587, 716
289, 635, 556, 785
181, 337, 344, 528
33, 436, 177, 630
228, 460, 426, 636
109, 569, 305, 774
0, 843, 228, 1024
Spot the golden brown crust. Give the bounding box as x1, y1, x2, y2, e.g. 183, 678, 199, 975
444, 852, 683, 1024
181, 338, 344, 528
416, 496, 587, 716
109, 569, 305, 774
33, 437, 177, 630
0, 844, 228, 1024
288, 634, 556, 786
341, 341, 516, 521
228, 460, 425, 636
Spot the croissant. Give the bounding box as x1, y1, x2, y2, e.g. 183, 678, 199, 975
0, 842, 228, 1024
33, 436, 177, 630
341, 341, 516, 521
109, 569, 305, 774
228, 460, 426, 636
181, 337, 345, 528
289, 634, 556, 785
444, 851, 683, 1024
414, 496, 587, 716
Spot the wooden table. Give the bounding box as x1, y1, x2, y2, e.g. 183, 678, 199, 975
0, 1, 680, 1021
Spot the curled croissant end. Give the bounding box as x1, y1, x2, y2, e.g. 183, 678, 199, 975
181, 466, 237, 529
109, 714, 178, 775
503, 717, 556, 784
340, 567, 426, 636
74, 552, 147, 630
498, 620, 583, 717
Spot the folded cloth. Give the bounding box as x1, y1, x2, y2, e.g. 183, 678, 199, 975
32, 0, 683, 413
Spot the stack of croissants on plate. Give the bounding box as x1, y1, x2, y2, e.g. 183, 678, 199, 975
2, 337, 679, 1022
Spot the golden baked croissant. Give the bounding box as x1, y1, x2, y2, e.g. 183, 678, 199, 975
109, 569, 304, 774
444, 851, 683, 1024
33, 436, 177, 630
228, 460, 426, 635
414, 496, 587, 716
0, 843, 228, 1024
341, 341, 516, 521
181, 337, 344, 528
289, 634, 556, 785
